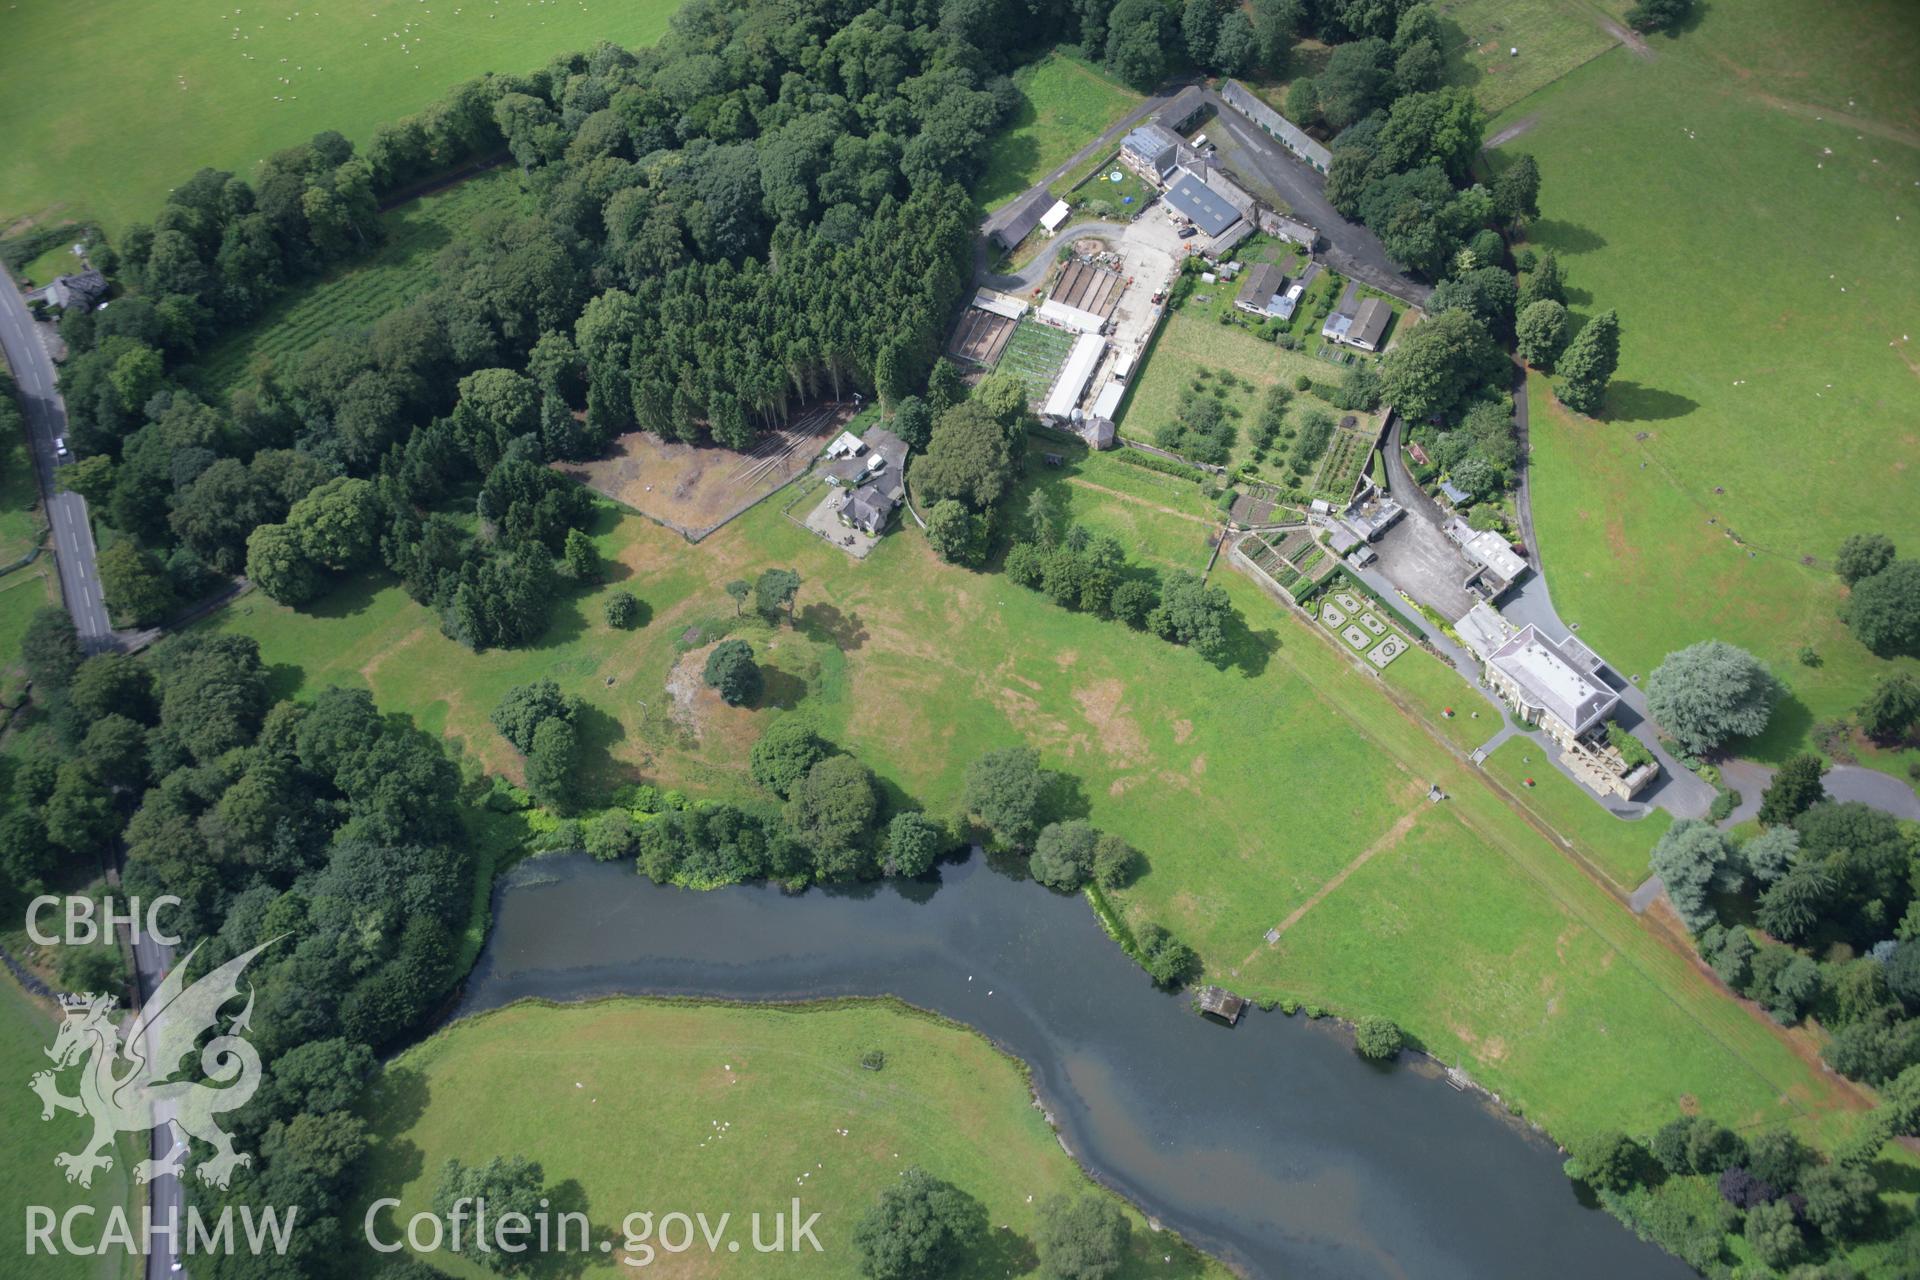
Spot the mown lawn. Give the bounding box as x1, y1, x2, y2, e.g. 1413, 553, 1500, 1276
194, 168, 531, 393
1493, 7, 1920, 772
1480, 735, 1672, 892
0, 979, 141, 1280
359, 998, 1227, 1279
974, 52, 1142, 213
211, 451, 1868, 1155
0, 0, 681, 234
1380, 643, 1499, 755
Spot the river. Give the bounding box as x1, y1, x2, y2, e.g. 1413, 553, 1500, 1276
452, 851, 1692, 1280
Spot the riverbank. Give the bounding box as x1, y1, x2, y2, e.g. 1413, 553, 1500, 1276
432, 852, 1694, 1279
359, 994, 1228, 1278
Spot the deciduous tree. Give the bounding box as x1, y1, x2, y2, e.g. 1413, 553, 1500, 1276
703, 639, 762, 706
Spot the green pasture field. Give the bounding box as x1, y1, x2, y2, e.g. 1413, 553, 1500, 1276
0, 0, 680, 235
0, 979, 140, 1280
194, 168, 530, 393
1492, 4, 1920, 771
975, 52, 1142, 213
1480, 736, 1673, 893
1433, 0, 1620, 116
1014, 440, 1220, 574
359, 998, 1227, 1279
207, 460, 1869, 1155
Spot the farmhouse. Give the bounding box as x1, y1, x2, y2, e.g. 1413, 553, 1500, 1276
1321, 283, 1392, 351
1484, 625, 1619, 750
1236, 257, 1319, 320
1219, 79, 1332, 172
827, 426, 909, 536
1468, 612, 1656, 800
1234, 261, 1288, 316
47, 269, 108, 310
1120, 123, 1185, 182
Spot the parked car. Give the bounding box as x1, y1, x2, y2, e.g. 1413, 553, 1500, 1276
54, 436, 69, 458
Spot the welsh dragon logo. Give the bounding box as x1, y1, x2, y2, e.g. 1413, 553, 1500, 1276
31, 938, 278, 1190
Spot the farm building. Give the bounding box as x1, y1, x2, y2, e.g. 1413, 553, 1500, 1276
1050, 257, 1126, 319
1039, 199, 1072, 235
1042, 333, 1107, 422
1090, 379, 1125, 422
1162, 166, 1252, 253
1157, 85, 1209, 133
1111, 349, 1136, 382
1039, 297, 1106, 334
948, 289, 1027, 367
1258, 209, 1318, 247
1120, 123, 1185, 182
1455, 601, 1516, 664
1337, 483, 1403, 542
48, 269, 108, 310
1219, 80, 1331, 171
970, 288, 1026, 319
1321, 283, 1392, 351
1444, 517, 1530, 599
990, 188, 1053, 251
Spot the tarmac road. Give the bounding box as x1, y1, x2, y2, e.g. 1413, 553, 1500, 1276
0, 266, 115, 653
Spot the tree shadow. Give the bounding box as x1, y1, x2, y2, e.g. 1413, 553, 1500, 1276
527, 1178, 599, 1279
1045, 768, 1093, 824
798, 601, 867, 652
1218, 609, 1278, 678
1528, 219, 1607, 255
259, 660, 306, 704
756, 666, 809, 710
307, 569, 391, 620
1606, 381, 1699, 423
572, 702, 629, 790
534, 590, 593, 652
1738, 691, 1814, 766
362, 1066, 432, 1143
965, 1226, 1038, 1280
